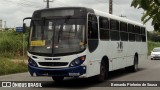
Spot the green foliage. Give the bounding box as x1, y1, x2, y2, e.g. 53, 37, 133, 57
0, 31, 28, 75
147, 31, 160, 42
147, 31, 160, 55
131, 0, 160, 31
0, 58, 28, 75
0, 31, 28, 58
148, 41, 160, 55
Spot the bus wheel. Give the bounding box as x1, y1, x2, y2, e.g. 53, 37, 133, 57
126, 55, 138, 72
52, 76, 64, 82
97, 61, 108, 82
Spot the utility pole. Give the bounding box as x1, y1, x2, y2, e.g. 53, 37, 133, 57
109, 0, 113, 14
44, 0, 53, 8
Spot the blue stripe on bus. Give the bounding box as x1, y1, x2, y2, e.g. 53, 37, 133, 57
28, 64, 86, 77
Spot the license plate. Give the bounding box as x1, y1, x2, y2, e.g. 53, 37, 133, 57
69, 73, 80, 76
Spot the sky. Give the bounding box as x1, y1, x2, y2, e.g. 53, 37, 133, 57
0, 0, 153, 31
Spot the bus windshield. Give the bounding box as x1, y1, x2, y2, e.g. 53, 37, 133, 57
29, 17, 86, 55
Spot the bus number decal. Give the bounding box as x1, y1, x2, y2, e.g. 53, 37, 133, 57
31, 40, 46, 46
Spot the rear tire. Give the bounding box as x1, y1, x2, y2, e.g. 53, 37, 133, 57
126, 55, 138, 72
52, 76, 64, 82
96, 60, 108, 82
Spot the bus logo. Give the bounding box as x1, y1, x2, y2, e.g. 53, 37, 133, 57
2, 82, 11, 87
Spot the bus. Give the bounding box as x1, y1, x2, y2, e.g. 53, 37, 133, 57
23, 7, 147, 82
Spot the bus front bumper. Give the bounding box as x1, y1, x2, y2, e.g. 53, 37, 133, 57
28, 64, 86, 77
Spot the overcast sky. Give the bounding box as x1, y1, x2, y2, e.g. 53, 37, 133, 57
0, 0, 153, 31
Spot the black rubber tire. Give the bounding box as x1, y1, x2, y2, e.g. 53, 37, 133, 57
126, 55, 138, 72
96, 61, 108, 82
52, 76, 64, 82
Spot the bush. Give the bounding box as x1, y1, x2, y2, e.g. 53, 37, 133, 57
148, 41, 160, 55
0, 31, 28, 58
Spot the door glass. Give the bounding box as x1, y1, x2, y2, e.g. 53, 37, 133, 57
88, 14, 99, 52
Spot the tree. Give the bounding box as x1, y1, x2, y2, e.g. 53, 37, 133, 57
131, 0, 160, 31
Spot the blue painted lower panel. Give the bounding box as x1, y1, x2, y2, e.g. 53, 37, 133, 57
28, 64, 86, 77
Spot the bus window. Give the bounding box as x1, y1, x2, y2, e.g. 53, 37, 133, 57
141, 27, 146, 35
100, 30, 110, 40
135, 26, 141, 34
120, 22, 128, 41
110, 31, 120, 41
135, 26, 141, 42
99, 17, 110, 40
88, 14, 97, 22
141, 27, 146, 42
99, 17, 109, 29
128, 24, 135, 41
110, 19, 119, 30
120, 22, 127, 32
110, 19, 120, 41
129, 33, 135, 41
121, 32, 128, 41
128, 24, 134, 33
135, 34, 142, 42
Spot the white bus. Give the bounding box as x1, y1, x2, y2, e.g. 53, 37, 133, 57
23, 7, 147, 82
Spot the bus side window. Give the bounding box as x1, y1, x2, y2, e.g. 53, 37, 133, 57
110, 19, 120, 41
141, 27, 146, 42
99, 16, 110, 40
128, 24, 135, 41
135, 26, 141, 42
120, 22, 128, 41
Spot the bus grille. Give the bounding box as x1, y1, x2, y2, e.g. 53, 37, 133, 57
38, 62, 68, 67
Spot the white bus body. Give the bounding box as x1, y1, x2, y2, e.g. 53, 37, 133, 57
26, 7, 147, 81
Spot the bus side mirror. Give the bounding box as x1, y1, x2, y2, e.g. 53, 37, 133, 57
23, 17, 32, 33
23, 23, 26, 33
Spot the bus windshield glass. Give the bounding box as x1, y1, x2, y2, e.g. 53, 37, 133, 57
29, 17, 86, 55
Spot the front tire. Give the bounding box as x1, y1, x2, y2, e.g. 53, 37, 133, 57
52, 76, 64, 82
96, 61, 108, 82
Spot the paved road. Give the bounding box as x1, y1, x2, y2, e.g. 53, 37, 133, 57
1, 57, 160, 90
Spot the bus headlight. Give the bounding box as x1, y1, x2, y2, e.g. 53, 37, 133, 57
28, 58, 38, 67
69, 55, 86, 67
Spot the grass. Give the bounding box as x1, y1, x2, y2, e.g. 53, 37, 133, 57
0, 57, 28, 75
148, 41, 160, 55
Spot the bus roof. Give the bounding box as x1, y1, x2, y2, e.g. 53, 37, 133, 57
93, 9, 145, 27
34, 7, 93, 13
34, 7, 145, 27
